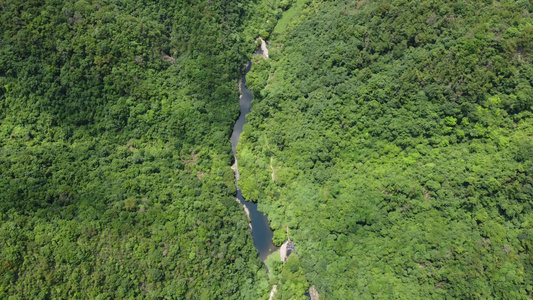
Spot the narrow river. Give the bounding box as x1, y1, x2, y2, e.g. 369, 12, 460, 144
231, 61, 278, 261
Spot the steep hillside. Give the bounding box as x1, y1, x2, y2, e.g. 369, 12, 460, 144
0, 0, 287, 298
239, 0, 533, 298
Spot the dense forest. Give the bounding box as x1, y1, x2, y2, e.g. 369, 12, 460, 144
2, 0, 533, 299
0, 0, 289, 298
239, 0, 533, 298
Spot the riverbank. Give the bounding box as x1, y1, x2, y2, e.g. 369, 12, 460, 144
230, 44, 278, 262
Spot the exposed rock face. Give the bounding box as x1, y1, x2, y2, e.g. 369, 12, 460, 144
255, 37, 269, 58
280, 241, 288, 262
286, 242, 296, 257
231, 155, 239, 181
309, 286, 319, 300
242, 204, 250, 219
279, 240, 296, 262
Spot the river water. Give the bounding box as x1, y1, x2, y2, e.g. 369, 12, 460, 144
231, 61, 278, 261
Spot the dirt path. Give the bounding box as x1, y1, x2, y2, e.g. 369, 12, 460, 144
269, 285, 277, 300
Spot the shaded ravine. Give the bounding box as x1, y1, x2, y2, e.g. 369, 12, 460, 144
231, 61, 278, 262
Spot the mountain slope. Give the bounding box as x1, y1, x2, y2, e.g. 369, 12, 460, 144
239, 0, 533, 298
0, 0, 284, 298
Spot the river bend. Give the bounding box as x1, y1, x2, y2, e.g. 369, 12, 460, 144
231, 61, 277, 261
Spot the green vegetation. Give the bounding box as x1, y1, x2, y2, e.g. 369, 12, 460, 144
272, 0, 308, 35
266, 251, 309, 300
265, 250, 281, 281
2, 0, 533, 298
0, 0, 292, 298
239, 0, 533, 298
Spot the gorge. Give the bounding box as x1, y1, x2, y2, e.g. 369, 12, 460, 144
231, 60, 278, 262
